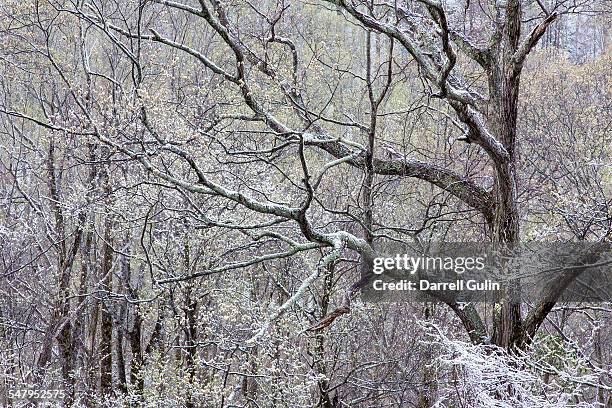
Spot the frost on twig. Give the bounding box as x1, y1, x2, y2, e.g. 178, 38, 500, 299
422, 322, 607, 408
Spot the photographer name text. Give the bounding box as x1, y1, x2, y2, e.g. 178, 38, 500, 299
372, 279, 500, 291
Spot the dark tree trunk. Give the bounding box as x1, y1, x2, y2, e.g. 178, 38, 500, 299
486, 0, 524, 349
129, 304, 144, 397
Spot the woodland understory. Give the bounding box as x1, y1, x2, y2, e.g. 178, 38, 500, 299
0, 0, 610, 407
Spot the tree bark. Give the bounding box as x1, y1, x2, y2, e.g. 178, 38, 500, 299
99, 216, 114, 395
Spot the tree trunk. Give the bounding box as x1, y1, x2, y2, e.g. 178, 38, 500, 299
184, 288, 198, 408
38, 139, 85, 405
116, 305, 128, 395
128, 277, 144, 398
99, 217, 114, 395
486, 0, 524, 349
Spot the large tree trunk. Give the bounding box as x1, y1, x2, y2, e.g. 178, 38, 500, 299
486, 0, 523, 349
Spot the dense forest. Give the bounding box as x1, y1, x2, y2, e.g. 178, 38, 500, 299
0, 0, 610, 406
